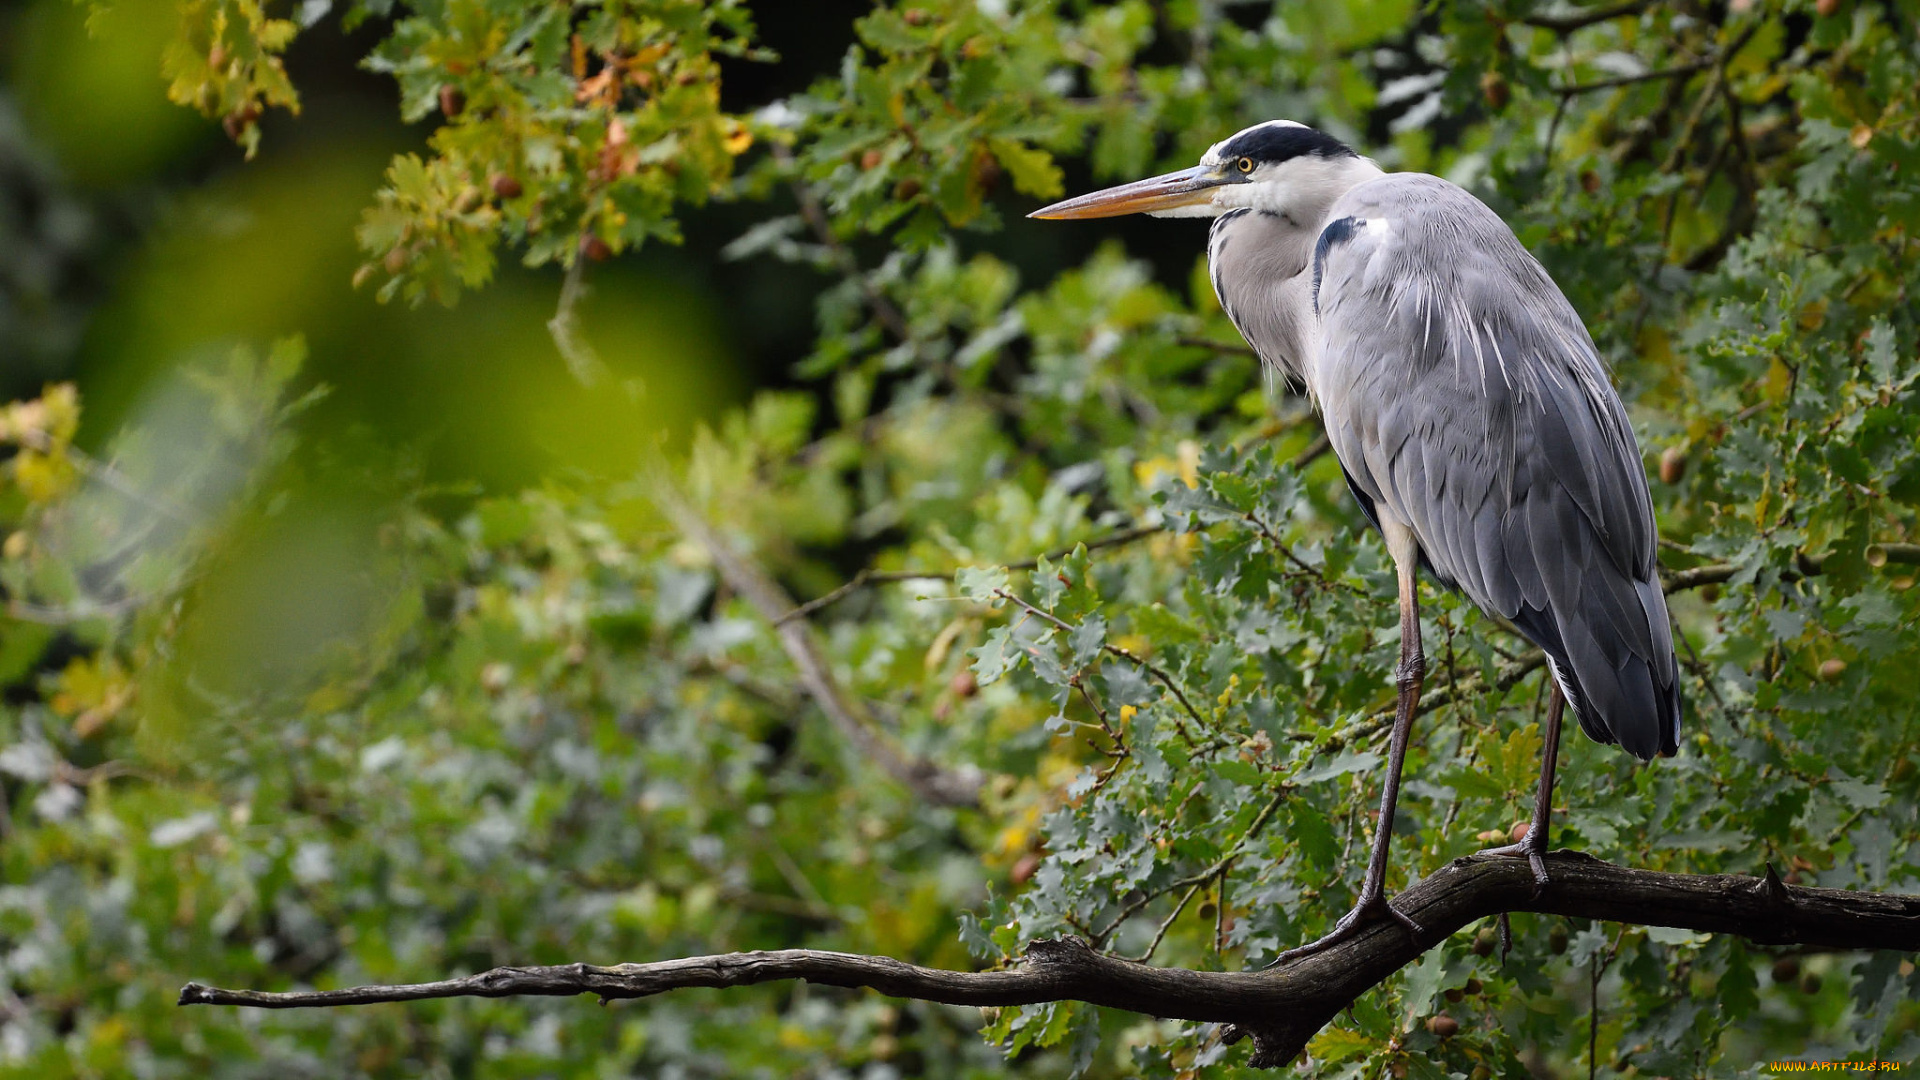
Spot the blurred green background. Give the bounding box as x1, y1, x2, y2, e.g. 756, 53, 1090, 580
2, 0, 1916, 1077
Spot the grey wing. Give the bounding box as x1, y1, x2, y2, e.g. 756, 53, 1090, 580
1311, 174, 1680, 760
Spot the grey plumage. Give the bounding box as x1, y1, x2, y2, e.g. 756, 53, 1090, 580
1029, 120, 1681, 957
1305, 174, 1680, 759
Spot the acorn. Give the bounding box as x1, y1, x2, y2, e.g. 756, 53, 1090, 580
1548, 925, 1569, 954
1815, 0, 1840, 15
1471, 1067, 1494, 1080
1445, 987, 1465, 1003
1426, 1015, 1459, 1038
1800, 972, 1822, 995
903, 7, 930, 25
1659, 445, 1687, 484
1473, 928, 1497, 957
1771, 956, 1800, 984
1580, 170, 1602, 195
1817, 658, 1846, 681
972, 150, 1004, 193
439, 85, 465, 117
490, 173, 524, 199
208, 43, 228, 69
893, 177, 922, 200
383, 246, 409, 274
1509, 820, 1530, 844
860, 148, 885, 171
1463, 978, 1483, 996
951, 669, 977, 698
581, 235, 613, 262
1480, 71, 1510, 111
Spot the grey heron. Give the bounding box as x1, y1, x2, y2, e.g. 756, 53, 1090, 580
1030, 121, 1681, 960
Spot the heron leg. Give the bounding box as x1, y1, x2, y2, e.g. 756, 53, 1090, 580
1477, 684, 1565, 891
1269, 528, 1426, 966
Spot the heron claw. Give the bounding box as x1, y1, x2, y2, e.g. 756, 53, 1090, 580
1477, 838, 1551, 893
1263, 892, 1423, 968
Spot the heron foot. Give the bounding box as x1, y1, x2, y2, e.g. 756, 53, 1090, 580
1477, 835, 1549, 892
1263, 891, 1423, 968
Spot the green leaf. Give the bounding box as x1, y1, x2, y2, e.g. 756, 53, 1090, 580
957, 565, 1010, 604
986, 137, 1064, 200
1288, 801, 1339, 870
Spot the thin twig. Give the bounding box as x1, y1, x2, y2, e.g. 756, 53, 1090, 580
5, 595, 144, 625
1556, 60, 1712, 97
650, 466, 982, 808
1097, 788, 1288, 948
1134, 878, 1209, 962
994, 589, 1211, 734
1289, 432, 1331, 469
773, 524, 1161, 624
1522, 1, 1650, 34
1659, 22, 1761, 176
1176, 335, 1256, 356
775, 145, 913, 342
549, 254, 611, 387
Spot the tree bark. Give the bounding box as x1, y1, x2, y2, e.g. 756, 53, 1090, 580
180, 851, 1920, 1068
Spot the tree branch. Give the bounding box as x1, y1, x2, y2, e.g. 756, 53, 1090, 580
180, 852, 1920, 1069
773, 523, 1162, 624
774, 145, 914, 344
647, 467, 983, 808
1521, 1, 1650, 34
549, 253, 611, 387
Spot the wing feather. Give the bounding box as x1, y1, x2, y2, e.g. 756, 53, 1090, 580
1308, 173, 1679, 759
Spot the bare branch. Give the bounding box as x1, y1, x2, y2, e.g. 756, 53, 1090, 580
648, 467, 983, 808
774, 524, 1162, 624
1521, 1, 1650, 34
1176, 335, 1256, 356
995, 588, 1211, 734
180, 853, 1920, 1069
549, 254, 611, 388
1555, 60, 1711, 97
1096, 788, 1289, 949
775, 145, 913, 343
774, 415, 1331, 625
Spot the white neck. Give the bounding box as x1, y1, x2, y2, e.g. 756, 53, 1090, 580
1205, 156, 1383, 387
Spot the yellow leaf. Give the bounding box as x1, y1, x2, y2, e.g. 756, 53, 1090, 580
13, 450, 77, 502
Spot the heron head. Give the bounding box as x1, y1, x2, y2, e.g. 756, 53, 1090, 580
1028, 120, 1361, 221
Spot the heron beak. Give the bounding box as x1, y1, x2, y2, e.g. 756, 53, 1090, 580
1027, 165, 1226, 219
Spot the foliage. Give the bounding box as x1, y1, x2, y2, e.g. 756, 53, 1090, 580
4, 1, 1920, 1078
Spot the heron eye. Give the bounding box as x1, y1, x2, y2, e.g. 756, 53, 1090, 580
1236, 157, 1254, 174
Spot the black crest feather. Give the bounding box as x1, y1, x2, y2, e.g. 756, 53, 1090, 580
1219, 123, 1356, 165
